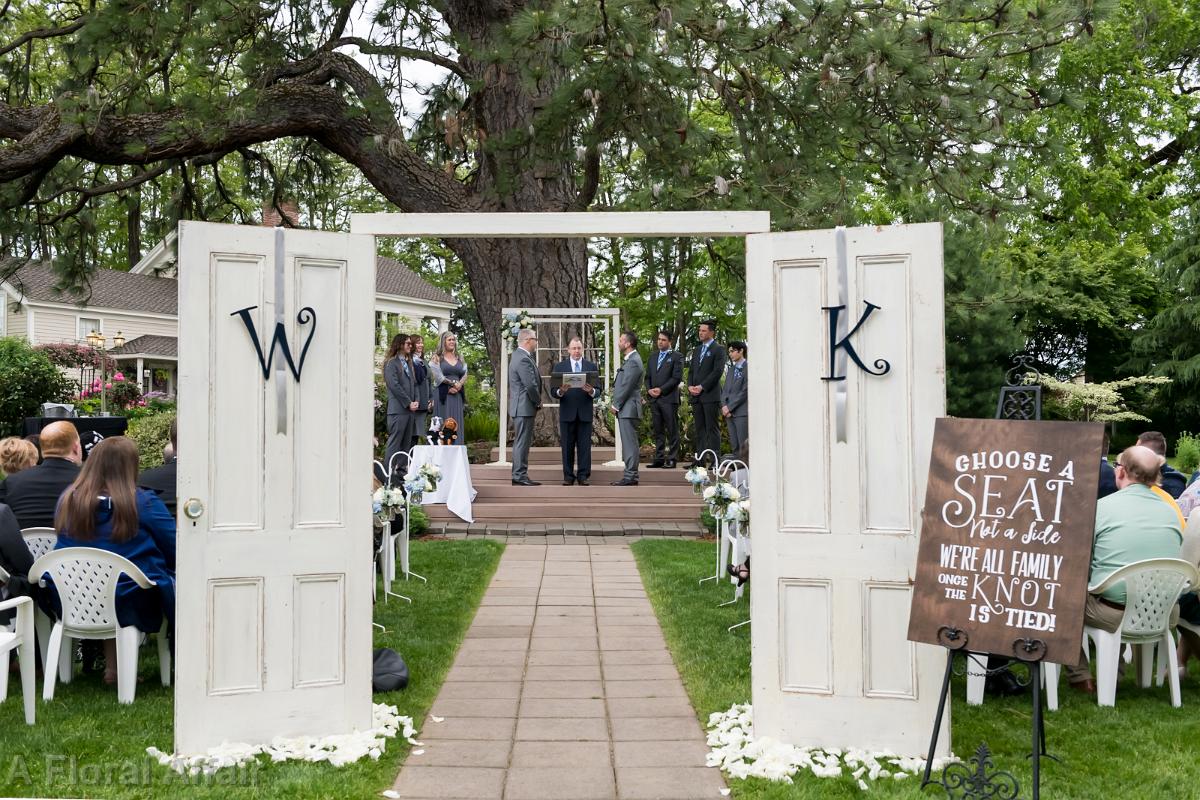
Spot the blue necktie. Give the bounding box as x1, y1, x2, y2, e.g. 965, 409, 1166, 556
658, 351, 667, 369
700, 343, 709, 361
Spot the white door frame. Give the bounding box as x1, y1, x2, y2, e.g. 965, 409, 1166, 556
350, 212, 772, 466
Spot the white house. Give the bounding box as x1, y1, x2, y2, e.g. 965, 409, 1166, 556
1, 239, 457, 395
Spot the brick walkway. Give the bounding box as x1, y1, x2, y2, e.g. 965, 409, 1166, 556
391, 539, 726, 800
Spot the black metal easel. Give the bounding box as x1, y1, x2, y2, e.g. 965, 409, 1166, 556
920, 627, 1053, 799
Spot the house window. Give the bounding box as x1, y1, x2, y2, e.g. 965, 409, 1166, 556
78, 317, 102, 341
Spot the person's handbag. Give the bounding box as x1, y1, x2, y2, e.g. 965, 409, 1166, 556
372, 647, 410, 692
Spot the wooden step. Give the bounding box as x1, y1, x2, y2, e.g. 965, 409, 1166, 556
486, 446, 695, 465
471, 483, 697, 500
423, 503, 701, 522
470, 464, 695, 486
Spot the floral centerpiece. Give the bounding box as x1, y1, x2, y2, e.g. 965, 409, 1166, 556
403, 463, 442, 503
372, 485, 405, 527
500, 310, 536, 346
702, 477, 743, 521
685, 465, 711, 494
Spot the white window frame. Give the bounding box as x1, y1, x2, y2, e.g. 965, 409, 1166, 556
76, 315, 103, 341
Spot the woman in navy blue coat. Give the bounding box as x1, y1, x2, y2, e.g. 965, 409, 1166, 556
52, 436, 175, 684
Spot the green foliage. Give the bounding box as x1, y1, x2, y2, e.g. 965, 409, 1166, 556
1175, 432, 1200, 476
127, 411, 175, 470
0, 337, 73, 436
409, 504, 429, 536
464, 412, 499, 444
1039, 374, 1171, 423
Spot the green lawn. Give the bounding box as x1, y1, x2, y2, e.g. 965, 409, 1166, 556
0, 539, 502, 798
633, 539, 1200, 799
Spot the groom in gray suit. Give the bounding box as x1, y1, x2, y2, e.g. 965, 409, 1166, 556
609, 331, 644, 486
509, 329, 543, 486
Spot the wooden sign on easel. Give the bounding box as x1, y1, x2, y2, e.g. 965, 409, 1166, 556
907, 418, 1104, 664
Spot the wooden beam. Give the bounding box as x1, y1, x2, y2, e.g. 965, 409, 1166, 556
350, 211, 771, 238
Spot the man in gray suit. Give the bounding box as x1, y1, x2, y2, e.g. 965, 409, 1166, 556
509, 328, 543, 486
721, 341, 748, 455
609, 331, 644, 486
384, 337, 419, 471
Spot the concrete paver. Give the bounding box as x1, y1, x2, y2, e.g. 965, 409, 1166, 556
391, 542, 725, 799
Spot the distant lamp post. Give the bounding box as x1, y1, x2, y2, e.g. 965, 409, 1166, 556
86, 330, 125, 416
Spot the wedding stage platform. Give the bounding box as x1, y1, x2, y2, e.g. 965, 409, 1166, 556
420, 447, 706, 530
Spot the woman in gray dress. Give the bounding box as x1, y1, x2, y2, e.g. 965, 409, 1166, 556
430, 331, 468, 444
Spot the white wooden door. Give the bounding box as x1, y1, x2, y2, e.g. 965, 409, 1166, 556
175, 221, 375, 753
746, 223, 948, 756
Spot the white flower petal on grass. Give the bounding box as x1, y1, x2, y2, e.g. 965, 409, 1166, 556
430, 715, 445, 723
704, 703, 955, 791
382, 791, 401, 799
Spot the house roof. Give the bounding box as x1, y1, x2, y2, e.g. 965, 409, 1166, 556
2, 258, 178, 315
109, 335, 178, 359
376, 256, 457, 306
3, 254, 458, 314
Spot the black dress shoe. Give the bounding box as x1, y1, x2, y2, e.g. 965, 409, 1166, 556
563, 478, 576, 486
611, 478, 639, 486
648, 461, 665, 468
578, 478, 590, 486
512, 478, 541, 486
665, 460, 677, 468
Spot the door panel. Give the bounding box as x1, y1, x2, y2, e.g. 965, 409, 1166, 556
176, 222, 374, 753
747, 223, 948, 756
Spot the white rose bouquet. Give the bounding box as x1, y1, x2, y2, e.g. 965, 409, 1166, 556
372, 485, 405, 526
685, 466, 710, 494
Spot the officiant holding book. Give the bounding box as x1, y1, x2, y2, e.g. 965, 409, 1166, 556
552, 337, 599, 486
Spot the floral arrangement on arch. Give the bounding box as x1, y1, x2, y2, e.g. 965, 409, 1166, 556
500, 310, 536, 346
403, 463, 442, 503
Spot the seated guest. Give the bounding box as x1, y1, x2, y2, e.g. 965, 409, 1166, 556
1097, 428, 1117, 499
138, 417, 178, 517
1065, 445, 1184, 693
24, 434, 42, 465
51, 437, 175, 685
0, 503, 36, 625
1179, 477, 1200, 519
1176, 508, 1200, 676
0, 421, 82, 528
1137, 431, 1188, 498
0, 437, 38, 478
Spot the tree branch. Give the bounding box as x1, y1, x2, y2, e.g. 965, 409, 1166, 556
0, 17, 85, 58
328, 36, 468, 80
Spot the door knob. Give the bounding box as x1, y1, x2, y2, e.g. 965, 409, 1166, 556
183, 498, 205, 520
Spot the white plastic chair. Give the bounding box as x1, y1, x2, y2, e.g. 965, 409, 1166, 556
964, 653, 1060, 711
1057, 558, 1198, 708
20, 527, 57, 670
30, 547, 171, 705
0, 588, 36, 725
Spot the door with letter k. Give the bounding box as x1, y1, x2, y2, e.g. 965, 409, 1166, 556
746, 223, 948, 755
175, 222, 375, 753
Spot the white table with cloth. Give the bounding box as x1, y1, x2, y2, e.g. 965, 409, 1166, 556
408, 445, 477, 523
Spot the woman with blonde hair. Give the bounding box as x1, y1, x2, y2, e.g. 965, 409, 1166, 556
51, 436, 175, 685
429, 330, 468, 443
0, 436, 38, 478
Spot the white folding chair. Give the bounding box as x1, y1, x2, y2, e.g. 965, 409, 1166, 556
964, 654, 1060, 712
20, 527, 57, 671
30, 547, 171, 705
1045, 557, 1197, 708
0, 582, 36, 724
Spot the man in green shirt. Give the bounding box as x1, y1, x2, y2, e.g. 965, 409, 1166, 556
1066, 445, 1184, 692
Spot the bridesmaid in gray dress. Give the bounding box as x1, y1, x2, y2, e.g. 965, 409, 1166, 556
430, 331, 468, 444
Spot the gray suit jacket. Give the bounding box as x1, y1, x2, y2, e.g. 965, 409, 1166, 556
509, 348, 543, 418
414, 356, 432, 410
385, 357, 416, 414
721, 360, 748, 418
612, 351, 645, 419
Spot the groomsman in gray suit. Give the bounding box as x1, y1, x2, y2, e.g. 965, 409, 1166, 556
509, 329, 543, 486
721, 341, 748, 455
384, 337, 418, 470
610, 331, 645, 486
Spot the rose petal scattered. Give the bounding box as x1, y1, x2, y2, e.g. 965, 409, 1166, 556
706, 703, 957, 791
